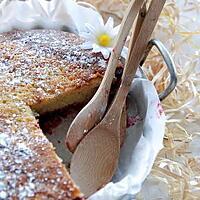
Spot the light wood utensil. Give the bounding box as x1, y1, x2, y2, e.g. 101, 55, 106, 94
70, 0, 166, 197
119, 104, 127, 147
66, 0, 146, 153
119, 2, 147, 147
118, 2, 148, 147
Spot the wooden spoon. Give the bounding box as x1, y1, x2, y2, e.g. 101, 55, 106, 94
70, 0, 166, 197
119, 103, 127, 146
119, 2, 147, 148
66, 0, 145, 153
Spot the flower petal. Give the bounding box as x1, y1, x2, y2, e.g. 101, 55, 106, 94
105, 17, 114, 30
94, 16, 109, 34
113, 24, 121, 35
79, 32, 92, 39
92, 43, 102, 53
97, 16, 105, 27
79, 32, 95, 41
92, 44, 111, 59
101, 47, 111, 59
81, 42, 93, 49
85, 23, 96, 34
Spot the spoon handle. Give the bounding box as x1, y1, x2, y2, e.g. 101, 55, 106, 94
99, 0, 146, 91
104, 0, 166, 124
129, 2, 147, 60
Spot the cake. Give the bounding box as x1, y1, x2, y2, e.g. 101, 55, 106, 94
0, 29, 122, 199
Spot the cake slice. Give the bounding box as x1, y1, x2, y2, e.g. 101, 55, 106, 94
0, 94, 84, 199
0, 29, 123, 199
0, 29, 108, 114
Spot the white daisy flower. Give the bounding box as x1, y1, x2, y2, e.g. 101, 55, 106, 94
80, 17, 127, 59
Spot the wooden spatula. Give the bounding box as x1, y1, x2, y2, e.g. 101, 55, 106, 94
70, 0, 166, 197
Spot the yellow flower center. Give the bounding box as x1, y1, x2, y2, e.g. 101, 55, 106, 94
97, 33, 112, 47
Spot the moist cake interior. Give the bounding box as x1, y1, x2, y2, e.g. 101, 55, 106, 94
39, 104, 84, 169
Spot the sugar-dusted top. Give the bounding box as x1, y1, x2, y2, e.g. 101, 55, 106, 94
0, 93, 85, 199
0, 29, 107, 108
0, 29, 110, 199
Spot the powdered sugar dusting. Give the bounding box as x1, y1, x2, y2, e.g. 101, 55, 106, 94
0, 29, 106, 108
0, 99, 36, 199
0, 29, 104, 199
0, 94, 84, 199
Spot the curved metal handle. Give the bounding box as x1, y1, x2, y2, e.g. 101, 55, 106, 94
140, 39, 177, 101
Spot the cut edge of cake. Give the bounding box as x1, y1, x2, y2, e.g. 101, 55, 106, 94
31, 77, 102, 115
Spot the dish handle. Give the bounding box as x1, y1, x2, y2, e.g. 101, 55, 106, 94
140, 39, 177, 101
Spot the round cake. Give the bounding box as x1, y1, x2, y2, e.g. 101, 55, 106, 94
0, 29, 119, 199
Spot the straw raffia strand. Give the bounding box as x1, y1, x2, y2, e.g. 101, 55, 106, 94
79, 0, 200, 198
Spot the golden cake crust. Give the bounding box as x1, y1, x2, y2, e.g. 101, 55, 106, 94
0, 29, 106, 113
0, 29, 112, 199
